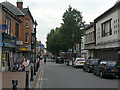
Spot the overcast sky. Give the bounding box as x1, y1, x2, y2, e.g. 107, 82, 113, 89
1, 0, 118, 46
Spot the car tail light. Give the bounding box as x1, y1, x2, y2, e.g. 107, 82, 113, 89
89, 62, 92, 66
104, 67, 107, 70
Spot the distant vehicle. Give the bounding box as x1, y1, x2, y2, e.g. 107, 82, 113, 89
93, 61, 120, 78
56, 57, 64, 63
73, 58, 85, 68
83, 58, 100, 72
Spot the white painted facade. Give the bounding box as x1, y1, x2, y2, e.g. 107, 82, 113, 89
84, 23, 96, 58
96, 8, 120, 49
94, 2, 120, 60
81, 36, 87, 58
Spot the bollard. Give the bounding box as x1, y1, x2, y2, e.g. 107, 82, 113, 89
30, 65, 34, 81
12, 80, 18, 90
34, 64, 36, 75
37, 62, 39, 71
38, 61, 40, 69
25, 71, 29, 90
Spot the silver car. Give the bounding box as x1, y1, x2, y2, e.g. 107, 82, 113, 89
73, 58, 85, 67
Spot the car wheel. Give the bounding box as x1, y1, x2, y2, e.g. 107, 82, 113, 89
85, 68, 88, 72
83, 68, 85, 71
93, 70, 96, 75
88, 68, 90, 73
100, 71, 104, 78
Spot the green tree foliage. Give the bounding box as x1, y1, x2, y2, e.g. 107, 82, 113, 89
61, 5, 85, 49
46, 5, 85, 56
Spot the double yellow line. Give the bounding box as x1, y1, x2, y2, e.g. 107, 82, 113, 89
31, 62, 44, 89
36, 65, 44, 89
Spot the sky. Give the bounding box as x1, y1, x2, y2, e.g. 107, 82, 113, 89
1, 0, 118, 47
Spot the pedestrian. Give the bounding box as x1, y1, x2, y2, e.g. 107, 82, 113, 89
88, 56, 91, 59
18, 56, 25, 71
44, 56, 47, 64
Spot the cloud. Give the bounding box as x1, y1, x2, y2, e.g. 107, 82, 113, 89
1, 0, 117, 46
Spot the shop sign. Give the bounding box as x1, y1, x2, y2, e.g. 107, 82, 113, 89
40, 45, 44, 50
0, 24, 7, 30
0, 43, 3, 46
20, 48, 27, 51
28, 44, 31, 50
20, 48, 32, 51
4, 43, 15, 47
16, 41, 23, 45
0, 35, 2, 42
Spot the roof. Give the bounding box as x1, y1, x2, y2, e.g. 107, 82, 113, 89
2, 1, 25, 16
0, 2, 22, 23
21, 8, 35, 23
85, 23, 94, 30
21, 8, 28, 15
84, 24, 90, 29
94, 1, 120, 22
2, 1, 35, 23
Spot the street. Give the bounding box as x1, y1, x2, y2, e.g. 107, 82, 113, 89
32, 59, 119, 89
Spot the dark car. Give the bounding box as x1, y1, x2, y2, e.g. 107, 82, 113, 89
93, 61, 120, 78
83, 58, 100, 73
56, 57, 64, 63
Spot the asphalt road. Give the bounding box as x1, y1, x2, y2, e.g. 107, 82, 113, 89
33, 59, 119, 89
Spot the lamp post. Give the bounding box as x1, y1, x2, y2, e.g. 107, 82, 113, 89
34, 20, 37, 75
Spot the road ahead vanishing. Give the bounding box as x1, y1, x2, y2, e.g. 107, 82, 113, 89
32, 59, 119, 89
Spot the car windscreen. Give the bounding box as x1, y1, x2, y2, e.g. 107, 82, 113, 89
77, 59, 85, 61
91, 60, 98, 64
57, 57, 61, 59
107, 62, 116, 67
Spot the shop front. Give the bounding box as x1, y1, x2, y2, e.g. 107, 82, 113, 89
2, 33, 16, 71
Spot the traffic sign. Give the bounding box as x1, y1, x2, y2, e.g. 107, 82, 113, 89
0, 24, 7, 30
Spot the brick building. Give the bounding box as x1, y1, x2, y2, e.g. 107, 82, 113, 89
1, 0, 37, 71
0, 3, 22, 71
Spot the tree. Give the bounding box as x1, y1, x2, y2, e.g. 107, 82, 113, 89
46, 5, 85, 56
46, 28, 66, 56
61, 5, 85, 49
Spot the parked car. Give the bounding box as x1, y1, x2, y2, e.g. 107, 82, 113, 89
73, 58, 85, 68
83, 58, 100, 73
93, 61, 120, 78
56, 57, 64, 63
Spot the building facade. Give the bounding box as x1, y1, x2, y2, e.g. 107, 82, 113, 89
85, 23, 96, 59
94, 1, 120, 60
1, 0, 37, 71
0, 3, 22, 71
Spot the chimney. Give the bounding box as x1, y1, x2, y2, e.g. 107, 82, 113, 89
17, 0, 23, 10
90, 22, 93, 24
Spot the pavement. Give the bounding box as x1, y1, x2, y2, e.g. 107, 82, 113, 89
1, 59, 41, 89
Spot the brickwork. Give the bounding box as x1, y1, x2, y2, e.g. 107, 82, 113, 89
19, 12, 32, 48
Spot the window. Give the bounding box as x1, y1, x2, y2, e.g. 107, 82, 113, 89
25, 18, 29, 28
25, 33, 28, 43
31, 36, 34, 44
5, 16, 11, 35
101, 19, 112, 37
15, 23, 19, 39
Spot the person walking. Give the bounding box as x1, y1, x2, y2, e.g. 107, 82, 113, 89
44, 56, 47, 64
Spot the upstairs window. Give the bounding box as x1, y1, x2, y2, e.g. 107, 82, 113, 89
31, 35, 34, 44
5, 16, 11, 35
25, 33, 28, 43
101, 19, 112, 37
15, 23, 19, 39
25, 18, 29, 28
